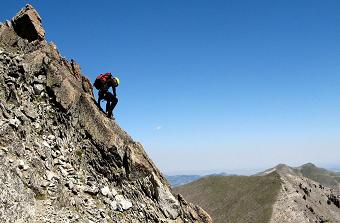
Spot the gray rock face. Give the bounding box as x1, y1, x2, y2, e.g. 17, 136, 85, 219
0, 5, 212, 223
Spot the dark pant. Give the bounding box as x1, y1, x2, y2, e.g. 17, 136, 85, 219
98, 91, 118, 117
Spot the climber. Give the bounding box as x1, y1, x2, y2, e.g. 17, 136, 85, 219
93, 72, 119, 118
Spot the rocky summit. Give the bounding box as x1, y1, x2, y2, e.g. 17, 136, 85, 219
0, 5, 212, 223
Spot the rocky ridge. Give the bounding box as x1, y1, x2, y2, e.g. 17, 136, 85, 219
0, 5, 212, 223
262, 164, 340, 223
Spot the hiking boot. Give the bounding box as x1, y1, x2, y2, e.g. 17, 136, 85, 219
106, 113, 115, 120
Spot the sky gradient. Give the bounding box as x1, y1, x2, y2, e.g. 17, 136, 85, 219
2, 0, 340, 174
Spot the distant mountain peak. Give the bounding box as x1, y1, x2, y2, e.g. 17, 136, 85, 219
274, 163, 290, 169
300, 163, 317, 168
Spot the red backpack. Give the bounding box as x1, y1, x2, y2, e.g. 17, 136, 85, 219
94, 73, 112, 90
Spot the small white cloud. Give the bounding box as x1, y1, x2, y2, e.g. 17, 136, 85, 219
154, 125, 162, 131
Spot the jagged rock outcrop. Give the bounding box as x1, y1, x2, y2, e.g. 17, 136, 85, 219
0, 5, 212, 223
11, 5, 45, 42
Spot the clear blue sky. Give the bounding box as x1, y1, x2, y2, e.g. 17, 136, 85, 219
3, 0, 340, 174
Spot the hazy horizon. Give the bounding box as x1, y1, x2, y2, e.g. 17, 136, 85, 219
163, 162, 340, 176
3, 1, 340, 174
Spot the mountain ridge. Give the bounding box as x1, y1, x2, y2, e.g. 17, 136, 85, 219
257, 162, 340, 189
175, 163, 340, 223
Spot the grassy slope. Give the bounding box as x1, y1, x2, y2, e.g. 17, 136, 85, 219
174, 172, 281, 223
299, 164, 340, 188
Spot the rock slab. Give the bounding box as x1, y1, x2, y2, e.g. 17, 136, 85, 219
12, 4, 45, 42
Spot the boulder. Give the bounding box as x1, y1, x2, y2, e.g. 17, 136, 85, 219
11, 4, 45, 42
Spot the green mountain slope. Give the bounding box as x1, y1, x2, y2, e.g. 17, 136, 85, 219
298, 163, 340, 188
174, 172, 281, 223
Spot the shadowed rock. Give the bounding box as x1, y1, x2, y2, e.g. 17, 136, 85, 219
11, 4, 45, 42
